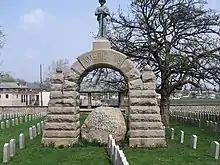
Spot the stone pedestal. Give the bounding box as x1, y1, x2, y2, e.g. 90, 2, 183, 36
93, 38, 111, 50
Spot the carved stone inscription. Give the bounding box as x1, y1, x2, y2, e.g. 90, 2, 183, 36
77, 50, 126, 69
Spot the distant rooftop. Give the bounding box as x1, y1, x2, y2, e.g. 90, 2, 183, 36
0, 82, 27, 89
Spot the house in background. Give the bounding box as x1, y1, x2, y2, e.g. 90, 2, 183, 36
0, 82, 50, 106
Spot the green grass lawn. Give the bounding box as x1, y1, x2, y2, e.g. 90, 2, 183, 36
3, 114, 220, 165
6, 136, 110, 165
0, 117, 44, 162
124, 122, 220, 165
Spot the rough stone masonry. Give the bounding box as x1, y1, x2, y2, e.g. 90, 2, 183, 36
42, 39, 166, 148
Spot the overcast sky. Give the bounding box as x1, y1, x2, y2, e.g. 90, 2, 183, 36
0, 0, 219, 82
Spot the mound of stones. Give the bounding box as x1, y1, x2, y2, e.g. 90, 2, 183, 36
81, 106, 127, 143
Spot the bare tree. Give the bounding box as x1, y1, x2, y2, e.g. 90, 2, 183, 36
43, 58, 70, 91
0, 26, 5, 49
87, 0, 220, 126
82, 68, 127, 91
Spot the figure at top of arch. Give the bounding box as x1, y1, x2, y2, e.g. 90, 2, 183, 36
95, 0, 110, 38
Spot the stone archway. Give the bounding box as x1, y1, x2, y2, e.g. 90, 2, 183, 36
42, 39, 166, 148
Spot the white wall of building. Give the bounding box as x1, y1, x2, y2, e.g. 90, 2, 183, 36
38, 92, 50, 106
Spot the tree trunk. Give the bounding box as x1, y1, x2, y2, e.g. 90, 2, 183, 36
160, 89, 170, 126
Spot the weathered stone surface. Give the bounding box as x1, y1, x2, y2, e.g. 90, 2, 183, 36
143, 82, 156, 90
77, 49, 126, 70
70, 61, 85, 75
126, 68, 140, 81
143, 65, 152, 71
43, 130, 80, 138
129, 138, 166, 148
130, 106, 160, 114
63, 91, 79, 99
130, 98, 158, 106
42, 138, 79, 147
120, 58, 134, 74
51, 84, 63, 91
129, 130, 165, 138
62, 98, 79, 106
48, 99, 63, 107
81, 107, 126, 143
129, 90, 157, 98
44, 122, 80, 130
92, 38, 111, 50
64, 70, 80, 82
129, 122, 164, 130
128, 79, 143, 90
51, 73, 64, 84
48, 107, 80, 114
130, 114, 162, 122
50, 91, 62, 99
63, 80, 78, 91
47, 114, 80, 122
141, 71, 156, 83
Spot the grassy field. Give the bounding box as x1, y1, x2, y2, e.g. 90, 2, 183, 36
3, 114, 220, 165
1, 114, 109, 165
124, 122, 220, 165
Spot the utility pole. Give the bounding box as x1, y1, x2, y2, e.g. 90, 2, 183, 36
40, 64, 43, 106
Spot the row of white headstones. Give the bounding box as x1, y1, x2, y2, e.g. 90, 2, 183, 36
169, 127, 220, 160
170, 110, 219, 122
171, 114, 220, 133
0, 112, 45, 120
107, 135, 129, 165
0, 113, 46, 129
2, 120, 45, 163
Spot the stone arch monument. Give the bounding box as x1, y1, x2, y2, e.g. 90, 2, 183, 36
42, 39, 166, 148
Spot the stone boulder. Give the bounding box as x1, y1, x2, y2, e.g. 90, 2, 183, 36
81, 107, 127, 144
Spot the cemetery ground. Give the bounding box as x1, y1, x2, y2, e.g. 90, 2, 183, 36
2, 114, 220, 165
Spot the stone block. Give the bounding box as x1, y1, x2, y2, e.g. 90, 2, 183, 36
19, 133, 25, 149
48, 107, 80, 114
130, 114, 162, 122
129, 122, 164, 130
170, 128, 174, 140
29, 127, 33, 140
191, 135, 197, 149
50, 91, 63, 99
126, 68, 140, 81
130, 98, 158, 106
129, 130, 165, 138
63, 91, 79, 99
44, 122, 80, 130
1, 121, 5, 129
129, 138, 166, 148
129, 106, 160, 114
180, 130, 184, 144
70, 61, 85, 75
211, 141, 220, 159
9, 139, 15, 157
51, 84, 63, 91
129, 90, 157, 98
51, 73, 64, 84
64, 70, 80, 82
47, 114, 80, 123
119, 58, 134, 74
63, 80, 78, 91
62, 98, 79, 106
43, 129, 80, 138
48, 99, 63, 107
143, 82, 156, 90
42, 138, 79, 147
77, 49, 126, 70
3, 143, 10, 163
128, 79, 143, 90
92, 38, 111, 50
141, 71, 156, 83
